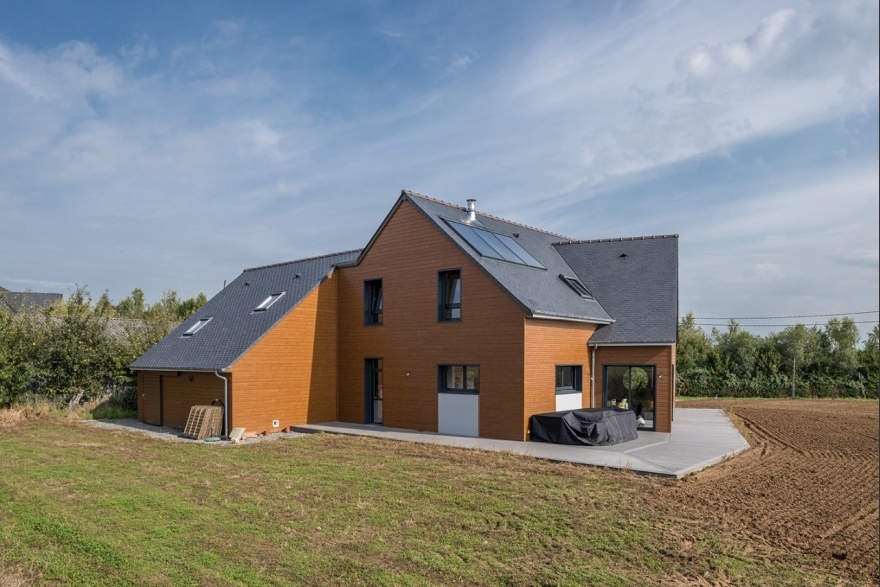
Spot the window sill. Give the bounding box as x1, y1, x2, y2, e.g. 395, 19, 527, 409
555, 388, 583, 395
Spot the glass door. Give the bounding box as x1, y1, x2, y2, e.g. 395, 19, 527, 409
365, 359, 383, 424
604, 365, 655, 430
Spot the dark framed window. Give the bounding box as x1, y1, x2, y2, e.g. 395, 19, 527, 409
603, 365, 656, 430
555, 365, 582, 394
438, 270, 461, 321
364, 279, 383, 325
439, 365, 480, 394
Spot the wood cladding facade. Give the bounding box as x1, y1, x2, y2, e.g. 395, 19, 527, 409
137, 276, 338, 434
523, 318, 598, 438
336, 200, 528, 440
137, 370, 225, 429
137, 196, 677, 441
229, 276, 338, 432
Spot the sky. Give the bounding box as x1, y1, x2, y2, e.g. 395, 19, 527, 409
1, 0, 877, 341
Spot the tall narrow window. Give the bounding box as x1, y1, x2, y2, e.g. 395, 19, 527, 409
438, 270, 461, 321
364, 279, 383, 325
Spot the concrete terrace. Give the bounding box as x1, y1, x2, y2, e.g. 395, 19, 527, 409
294, 407, 750, 479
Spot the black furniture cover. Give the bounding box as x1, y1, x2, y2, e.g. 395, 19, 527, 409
530, 408, 638, 446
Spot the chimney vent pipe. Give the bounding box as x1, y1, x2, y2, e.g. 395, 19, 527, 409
466, 199, 477, 222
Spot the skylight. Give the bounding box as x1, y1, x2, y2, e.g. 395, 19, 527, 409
183, 317, 213, 336
254, 292, 286, 312
445, 220, 545, 269
560, 275, 593, 299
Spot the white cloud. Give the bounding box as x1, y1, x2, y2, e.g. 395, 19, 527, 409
0, 0, 876, 323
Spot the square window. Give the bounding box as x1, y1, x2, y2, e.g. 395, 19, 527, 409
439, 365, 479, 393
438, 270, 461, 321
364, 280, 383, 325
555, 365, 582, 394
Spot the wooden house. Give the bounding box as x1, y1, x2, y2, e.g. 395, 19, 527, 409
131, 191, 678, 440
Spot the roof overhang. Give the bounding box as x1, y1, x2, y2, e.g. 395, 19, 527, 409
588, 341, 675, 347
530, 313, 614, 325
129, 367, 231, 373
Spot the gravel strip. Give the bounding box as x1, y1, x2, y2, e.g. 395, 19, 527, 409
78, 418, 308, 445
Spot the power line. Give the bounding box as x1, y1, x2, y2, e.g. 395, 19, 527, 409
693, 320, 878, 328
691, 310, 878, 320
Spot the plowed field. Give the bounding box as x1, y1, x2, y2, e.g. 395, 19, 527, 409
651, 399, 879, 583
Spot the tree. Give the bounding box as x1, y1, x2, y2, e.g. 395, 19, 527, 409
676, 313, 715, 396
177, 292, 208, 320
94, 291, 116, 317
711, 321, 761, 395
116, 288, 147, 318
856, 324, 879, 399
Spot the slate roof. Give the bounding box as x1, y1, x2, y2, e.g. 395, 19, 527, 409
130, 250, 361, 371
386, 191, 616, 324
0, 286, 63, 312
555, 235, 679, 344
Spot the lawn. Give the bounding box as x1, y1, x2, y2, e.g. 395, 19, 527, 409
0, 409, 871, 586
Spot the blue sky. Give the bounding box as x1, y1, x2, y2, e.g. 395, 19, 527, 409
1, 0, 877, 340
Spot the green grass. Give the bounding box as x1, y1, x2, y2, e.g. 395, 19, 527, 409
0, 419, 867, 586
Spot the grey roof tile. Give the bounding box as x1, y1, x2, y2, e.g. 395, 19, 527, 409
0, 290, 63, 312
130, 250, 361, 371
555, 236, 679, 344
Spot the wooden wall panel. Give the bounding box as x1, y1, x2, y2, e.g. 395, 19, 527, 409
523, 318, 597, 438
337, 199, 527, 440
230, 274, 339, 433
160, 372, 225, 429
590, 345, 676, 433
138, 371, 162, 425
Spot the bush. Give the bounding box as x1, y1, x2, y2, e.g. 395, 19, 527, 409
0, 286, 192, 408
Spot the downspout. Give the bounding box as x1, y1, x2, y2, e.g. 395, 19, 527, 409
213, 371, 229, 438
589, 342, 598, 409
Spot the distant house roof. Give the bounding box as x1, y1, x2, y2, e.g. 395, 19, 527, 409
0, 286, 63, 312
130, 250, 361, 371
555, 235, 679, 344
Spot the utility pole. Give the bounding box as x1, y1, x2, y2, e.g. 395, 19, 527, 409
791, 355, 796, 399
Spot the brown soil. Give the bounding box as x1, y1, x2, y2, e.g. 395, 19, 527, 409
651, 399, 879, 583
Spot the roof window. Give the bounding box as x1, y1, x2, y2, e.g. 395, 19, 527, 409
560, 275, 593, 299
254, 292, 286, 312
183, 317, 213, 336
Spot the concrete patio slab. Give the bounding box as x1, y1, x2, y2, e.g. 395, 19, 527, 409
293, 407, 750, 479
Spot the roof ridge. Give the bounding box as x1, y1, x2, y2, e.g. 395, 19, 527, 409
554, 234, 679, 245
401, 189, 573, 240
244, 248, 363, 272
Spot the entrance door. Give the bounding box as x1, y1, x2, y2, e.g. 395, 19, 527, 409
141, 373, 162, 425
365, 359, 383, 424
604, 365, 656, 430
